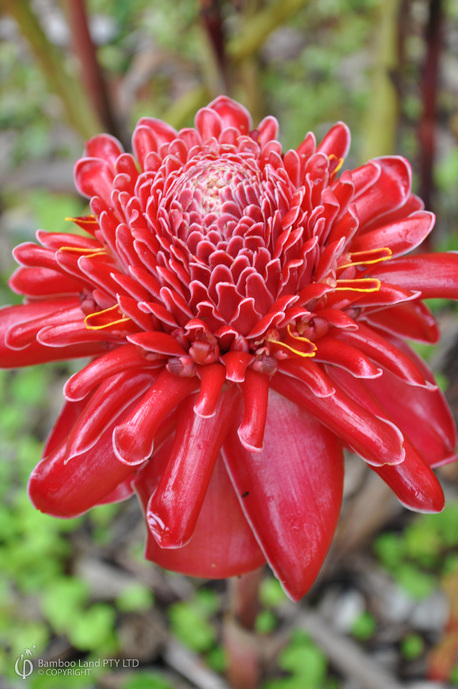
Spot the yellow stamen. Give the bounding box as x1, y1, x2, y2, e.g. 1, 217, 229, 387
65, 216, 98, 224
85, 305, 131, 331
328, 154, 344, 176
335, 278, 381, 293
338, 247, 392, 270
269, 338, 317, 358
267, 325, 317, 358
59, 246, 106, 256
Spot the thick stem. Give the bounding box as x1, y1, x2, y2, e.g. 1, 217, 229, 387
418, 0, 443, 219
65, 0, 126, 144
199, 0, 230, 94
224, 567, 264, 689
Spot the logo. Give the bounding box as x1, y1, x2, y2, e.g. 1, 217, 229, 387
14, 646, 36, 680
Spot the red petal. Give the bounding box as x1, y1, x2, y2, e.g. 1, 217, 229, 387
0, 304, 105, 367
208, 96, 252, 134
325, 368, 447, 512
127, 331, 187, 356
37, 320, 123, 347
351, 211, 434, 257
315, 335, 383, 378
271, 371, 405, 466
136, 453, 265, 578
7, 304, 83, 350
222, 390, 344, 601
146, 386, 240, 548
97, 476, 135, 505
338, 322, 430, 388
13, 242, 60, 270
278, 359, 336, 398
363, 300, 439, 343
330, 364, 456, 470
85, 134, 124, 167
364, 350, 456, 467
238, 369, 270, 451
221, 351, 255, 382
195, 107, 223, 141
316, 122, 351, 161
362, 193, 424, 232
371, 444, 444, 513
85, 133, 123, 165
74, 158, 115, 204
29, 405, 136, 518
135, 117, 176, 150
258, 115, 279, 146
64, 343, 158, 401
354, 157, 411, 227
372, 252, 458, 299
194, 363, 227, 417
42, 398, 86, 458
112, 369, 199, 464
66, 371, 153, 458
9, 266, 83, 298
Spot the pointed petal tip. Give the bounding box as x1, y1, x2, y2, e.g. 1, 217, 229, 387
399, 497, 444, 515
237, 429, 264, 453
63, 377, 86, 402
112, 426, 154, 466
146, 509, 188, 549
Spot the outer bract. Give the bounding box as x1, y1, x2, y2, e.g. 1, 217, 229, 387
2, 97, 457, 600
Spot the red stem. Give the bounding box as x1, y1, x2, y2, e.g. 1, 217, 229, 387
224, 568, 264, 688
66, 0, 124, 142
199, 0, 230, 92
418, 0, 443, 221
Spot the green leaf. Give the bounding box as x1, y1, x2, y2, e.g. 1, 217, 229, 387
374, 532, 405, 569
274, 630, 328, 689
41, 578, 89, 633
206, 645, 227, 672
116, 584, 154, 612
68, 603, 117, 651
260, 577, 287, 607
126, 671, 173, 689
195, 588, 220, 615
27, 190, 86, 234
351, 611, 376, 640
394, 564, 437, 600
401, 633, 424, 660
255, 609, 277, 634
278, 632, 327, 676
10, 366, 50, 406
169, 601, 216, 652
404, 522, 442, 568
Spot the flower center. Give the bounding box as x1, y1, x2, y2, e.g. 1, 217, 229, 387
168, 155, 262, 234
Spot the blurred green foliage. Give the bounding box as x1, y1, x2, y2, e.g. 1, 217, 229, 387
374, 502, 458, 600
351, 611, 377, 641
265, 629, 336, 689
401, 632, 425, 661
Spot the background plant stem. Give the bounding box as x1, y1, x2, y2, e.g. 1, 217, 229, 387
1, 0, 101, 140
418, 0, 443, 217
360, 0, 400, 161
64, 0, 126, 145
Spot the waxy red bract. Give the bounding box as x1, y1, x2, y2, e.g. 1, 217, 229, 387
2, 97, 457, 600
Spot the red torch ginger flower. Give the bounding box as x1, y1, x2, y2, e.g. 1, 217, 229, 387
2, 96, 458, 600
